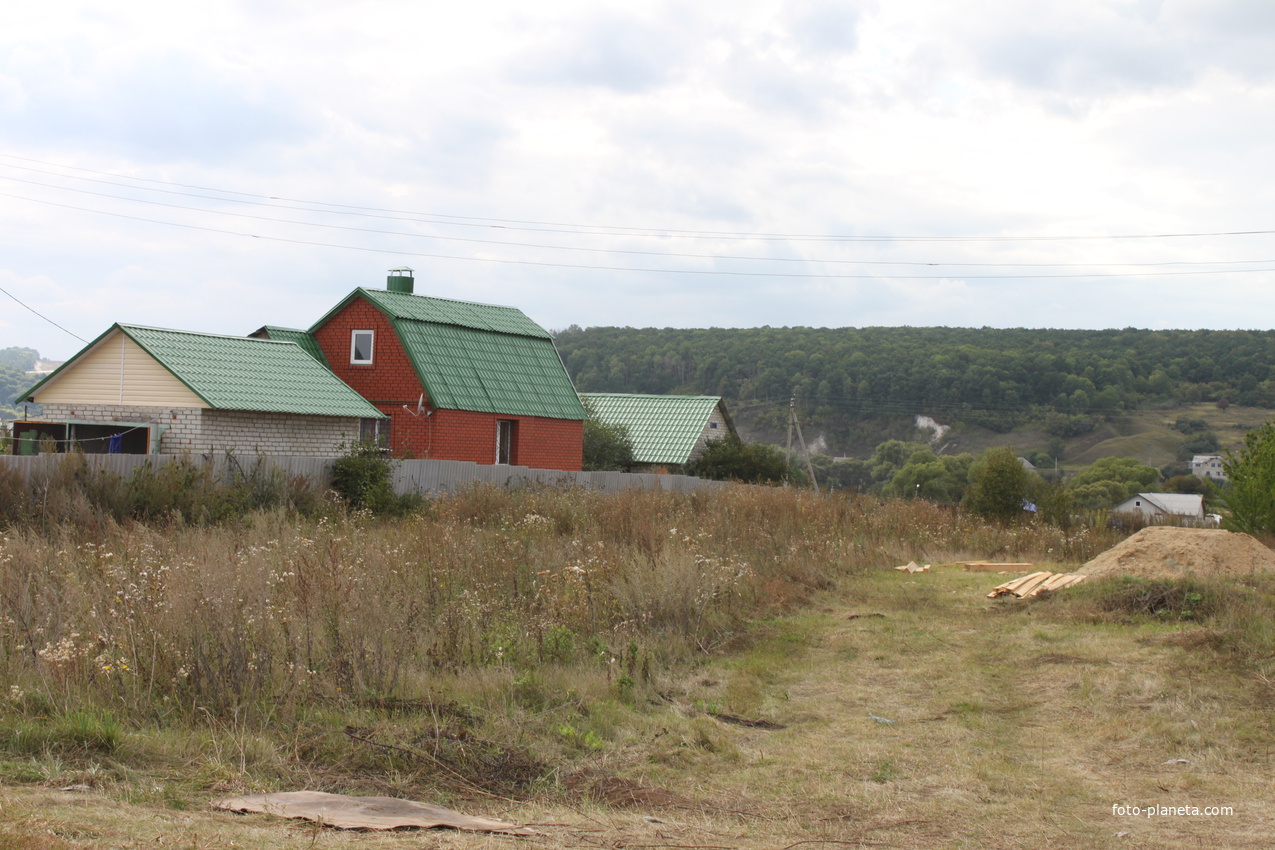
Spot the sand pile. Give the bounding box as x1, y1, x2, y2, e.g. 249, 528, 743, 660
1079, 526, 1275, 580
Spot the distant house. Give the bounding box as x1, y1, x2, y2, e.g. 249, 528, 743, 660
579, 393, 736, 473
303, 271, 586, 470
1189, 454, 1227, 483
1111, 493, 1205, 521
13, 324, 384, 456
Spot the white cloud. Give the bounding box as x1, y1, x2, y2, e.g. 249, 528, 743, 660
0, 0, 1273, 361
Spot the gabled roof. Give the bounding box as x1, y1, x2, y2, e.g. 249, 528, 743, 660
579, 393, 734, 465
24, 324, 384, 419
1121, 493, 1205, 516
313, 288, 586, 421
248, 326, 328, 366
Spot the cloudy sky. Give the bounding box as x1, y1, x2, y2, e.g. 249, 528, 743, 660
2, 0, 1274, 359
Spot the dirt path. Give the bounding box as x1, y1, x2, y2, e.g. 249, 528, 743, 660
3, 568, 1272, 848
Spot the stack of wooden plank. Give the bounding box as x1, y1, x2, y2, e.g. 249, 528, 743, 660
987, 571, 1087, 598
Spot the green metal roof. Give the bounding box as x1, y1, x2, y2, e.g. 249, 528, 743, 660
249, 326, 328, 366
358, 289, 552, 338
24, 325, 384, 419
313, 288, 585, 420
579, 394, 732, 465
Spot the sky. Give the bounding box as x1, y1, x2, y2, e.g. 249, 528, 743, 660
2, 0, 1275, 360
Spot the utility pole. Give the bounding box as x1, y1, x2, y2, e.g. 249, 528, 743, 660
788, 395, 819, 495
785, 396, 795, 483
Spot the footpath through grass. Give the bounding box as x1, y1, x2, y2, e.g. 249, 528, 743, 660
4, 566, 1274, 848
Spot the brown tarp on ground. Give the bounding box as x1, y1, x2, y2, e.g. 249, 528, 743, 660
212, 791, 538, 834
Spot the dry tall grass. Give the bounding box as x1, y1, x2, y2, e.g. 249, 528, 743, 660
0, 482, 1122, 727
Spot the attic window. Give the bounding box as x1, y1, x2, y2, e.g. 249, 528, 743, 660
351, 330, 374, 364
709, 422, 718, 429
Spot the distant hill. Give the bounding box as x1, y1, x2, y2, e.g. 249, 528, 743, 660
555, 325, 1275, 456
1, 347, 44, 421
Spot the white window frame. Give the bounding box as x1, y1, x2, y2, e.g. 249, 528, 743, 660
350, 329, 375, 364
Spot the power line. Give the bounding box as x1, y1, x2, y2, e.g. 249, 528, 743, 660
4, 151, 1275, 243
0, 284, 86, 342
6, 190, 1275, 281
5, 168, 1275, 270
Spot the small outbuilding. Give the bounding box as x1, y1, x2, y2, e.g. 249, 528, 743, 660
13, 324, 384, 456
578, 393, 737, 473
1111, 492, 1205, 521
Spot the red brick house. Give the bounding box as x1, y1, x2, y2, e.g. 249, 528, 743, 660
293, 271, 586, 470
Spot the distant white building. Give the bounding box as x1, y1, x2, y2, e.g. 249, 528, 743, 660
1112, 493, 1205, 520
1189, 454, 1226, 482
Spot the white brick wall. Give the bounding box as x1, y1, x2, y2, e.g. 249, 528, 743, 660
690, 404, 733, 461
35, 403, 359, 457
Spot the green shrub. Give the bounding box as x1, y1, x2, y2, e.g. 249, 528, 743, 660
582, 406, 636, 472
685, 437, 788, 484
330, 441, 396, 512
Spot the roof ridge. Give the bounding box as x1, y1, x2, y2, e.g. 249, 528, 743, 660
357, 287, 528, 314
580, 392, 721, 399
119, 323, 300, 345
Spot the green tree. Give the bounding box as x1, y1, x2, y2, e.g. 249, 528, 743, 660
883, 449, 972, 503
582, 415, 636, 471
868, 439, 928, 486
1221, 422, 1275, 534
962, 447, 1032, 522
685, 437, 788, 484
1067, 457, 1159, 509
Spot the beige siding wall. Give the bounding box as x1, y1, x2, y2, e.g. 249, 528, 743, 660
35, 403, 359, 457
33, 331, 205, 408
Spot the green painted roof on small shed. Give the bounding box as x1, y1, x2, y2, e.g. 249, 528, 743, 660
48, 325, 384, 418
579, 394, 730, 465
249, 326, 328, 366
314, 288, 585, 420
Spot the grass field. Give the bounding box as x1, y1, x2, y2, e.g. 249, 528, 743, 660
1, 487, 1273, 848
932, 403, 1271, 470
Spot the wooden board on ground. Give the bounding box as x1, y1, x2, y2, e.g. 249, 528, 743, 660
963, 561, 1034, 572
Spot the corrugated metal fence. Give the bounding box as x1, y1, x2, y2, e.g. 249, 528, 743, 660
0, 454, 722, 496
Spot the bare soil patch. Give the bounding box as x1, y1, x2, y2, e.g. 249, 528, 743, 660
587, 777, 698, 809
1078, 526, 1275, 580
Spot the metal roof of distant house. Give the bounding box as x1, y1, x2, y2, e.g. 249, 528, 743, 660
248, 326, 328, 366
579, 393, 734, 465
313, 288, 586, 421
23, 324, 384, 419
1124, 493, 1205, 516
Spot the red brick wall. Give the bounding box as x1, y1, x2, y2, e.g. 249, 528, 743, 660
313, 296, 584, 470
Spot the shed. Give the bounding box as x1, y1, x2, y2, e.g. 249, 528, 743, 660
1111, 492, 1205, 520
578, 393, 736, 472
14, 324, 383, 456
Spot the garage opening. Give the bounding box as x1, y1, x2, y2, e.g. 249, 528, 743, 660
10, 421, 162, 455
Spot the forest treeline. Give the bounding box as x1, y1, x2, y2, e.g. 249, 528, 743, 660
556, 325, 1275, 453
